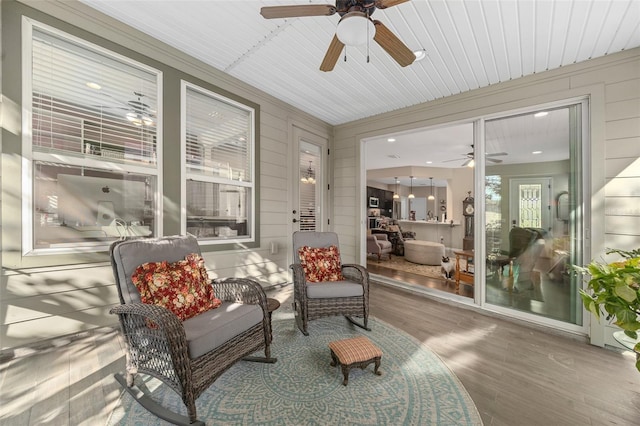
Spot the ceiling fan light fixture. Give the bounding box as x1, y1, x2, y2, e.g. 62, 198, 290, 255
126, 112, 154, 126
467, 159, 475, 168
414, 49, 426, 61
336, 12, 375, 46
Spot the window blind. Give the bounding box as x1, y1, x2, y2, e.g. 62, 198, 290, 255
31, 27, 158, 166
185, 87, 251, 181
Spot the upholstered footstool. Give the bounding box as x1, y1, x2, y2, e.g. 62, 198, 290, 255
404, 240, 445, 266
329, 336, 382, 386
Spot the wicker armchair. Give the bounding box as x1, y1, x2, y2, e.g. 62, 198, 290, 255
109, 235, 273, 425
291, 231, 370, 336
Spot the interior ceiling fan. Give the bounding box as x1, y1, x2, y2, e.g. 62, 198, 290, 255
95, 91, 156, 126
260, 0, 415, 72
443, 145, 508, 167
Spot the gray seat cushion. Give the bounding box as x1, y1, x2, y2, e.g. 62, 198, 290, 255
306, 281, 364, 299
183, 302, 262, 359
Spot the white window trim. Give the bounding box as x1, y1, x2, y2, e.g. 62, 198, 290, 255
180, 80, 256, 245
21, 17, 164, 255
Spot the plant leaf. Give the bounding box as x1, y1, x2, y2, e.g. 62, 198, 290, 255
614, 283, 638, 303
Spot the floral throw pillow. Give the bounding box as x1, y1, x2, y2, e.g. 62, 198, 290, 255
297, 245, 344, 283
131, 253, 222, 321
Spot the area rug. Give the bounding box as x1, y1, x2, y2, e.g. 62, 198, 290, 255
108, 316, 482, 425
368, 255, 447, 280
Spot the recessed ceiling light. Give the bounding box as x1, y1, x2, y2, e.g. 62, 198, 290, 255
532, 150, 542, 154
534, 111, 548, 118
86, 82, 101, 90
414, 49, 426, 61
387, 138, 396, 142
425, 161, 432, 164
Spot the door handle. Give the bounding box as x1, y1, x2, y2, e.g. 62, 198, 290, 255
292, 218, 298, 223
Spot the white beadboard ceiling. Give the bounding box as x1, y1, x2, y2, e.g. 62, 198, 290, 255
77, 0, 639, 174
79, 0, 640, 126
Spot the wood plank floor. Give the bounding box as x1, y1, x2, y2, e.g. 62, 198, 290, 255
1, 283, 639, 425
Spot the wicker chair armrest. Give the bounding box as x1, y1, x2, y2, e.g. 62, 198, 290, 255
110, 302, 186, 340
212, 277, 266, 305
341, 263, 369, 290
109, 302, 191, 387
290, 263, 308, 304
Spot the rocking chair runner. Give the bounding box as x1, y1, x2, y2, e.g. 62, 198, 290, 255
291, 231, 370, 335
109, 235, 273, 425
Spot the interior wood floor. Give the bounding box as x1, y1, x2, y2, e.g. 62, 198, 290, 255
367, 258, 476, 298
1, 283, 639, 425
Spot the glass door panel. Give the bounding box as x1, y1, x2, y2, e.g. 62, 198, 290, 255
484, 105, 583, 326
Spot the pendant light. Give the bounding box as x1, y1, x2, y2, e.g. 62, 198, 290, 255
301, 161, 315, 184
408, 176, 415, 199
428, 177, 435, 200
393, 177, 400, 199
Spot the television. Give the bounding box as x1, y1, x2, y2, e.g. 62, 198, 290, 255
57, 174, 146, 228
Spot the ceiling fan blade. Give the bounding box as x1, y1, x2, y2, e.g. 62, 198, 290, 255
461, 158, 472, 167
372, 20, 415, 67
260, 5, 336, 19
486, 157, 503, 163
375, 0, 410, 9
486, 152, 508, 157
442, 157, 465, 163
320, 35, 344, 72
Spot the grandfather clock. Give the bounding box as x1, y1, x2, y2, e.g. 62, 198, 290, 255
462, 192, 474, 251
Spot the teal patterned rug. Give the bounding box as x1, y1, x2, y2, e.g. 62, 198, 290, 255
108, 314, 482, 425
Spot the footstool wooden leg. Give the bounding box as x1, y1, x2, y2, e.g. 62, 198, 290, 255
341, 366, 350, 386
374, 357, 381, 376
330, 351, 338, 367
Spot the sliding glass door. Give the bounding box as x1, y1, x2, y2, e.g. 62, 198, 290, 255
483, 103, 584, 327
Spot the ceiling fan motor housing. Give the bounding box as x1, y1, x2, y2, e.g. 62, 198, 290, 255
336, 0, 377, 16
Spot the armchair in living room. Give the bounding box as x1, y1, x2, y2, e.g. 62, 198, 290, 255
367, 233, 393, 260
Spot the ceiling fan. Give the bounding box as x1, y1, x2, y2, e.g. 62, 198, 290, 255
95, 91, 156, 126
260, 0, 415, 72
443, 145, 508, 167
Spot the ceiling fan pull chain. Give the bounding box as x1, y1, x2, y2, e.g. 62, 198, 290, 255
344, 46, 347, 62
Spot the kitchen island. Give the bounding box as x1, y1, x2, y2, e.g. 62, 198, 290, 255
398, 220, 461, 250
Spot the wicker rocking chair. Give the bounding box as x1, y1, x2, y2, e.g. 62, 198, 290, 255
109, 235, 274, 425
291, 231, 370, 336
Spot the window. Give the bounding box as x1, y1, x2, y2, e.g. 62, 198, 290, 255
182, 82, 255, 243
24, 18, 161, 252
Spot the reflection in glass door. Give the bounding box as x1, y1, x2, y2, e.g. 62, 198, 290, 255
484, 104, 584, 326
298, 142, 321, 231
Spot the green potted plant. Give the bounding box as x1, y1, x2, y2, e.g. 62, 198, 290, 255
575, 248, 640, 372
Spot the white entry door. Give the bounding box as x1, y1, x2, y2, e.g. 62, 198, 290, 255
509, 177, 552, 232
